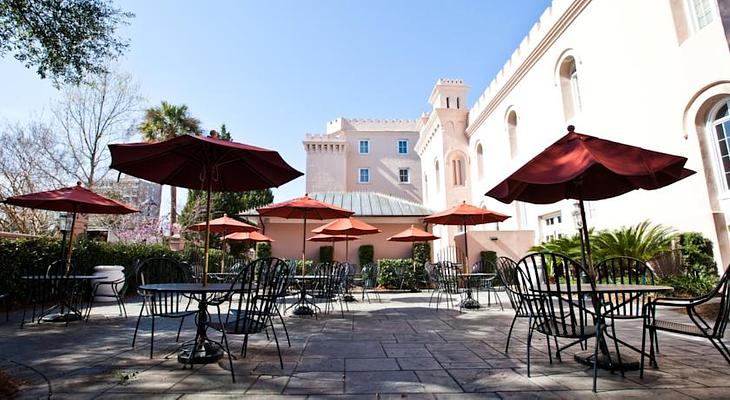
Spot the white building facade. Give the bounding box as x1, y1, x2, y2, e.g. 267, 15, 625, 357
307, 0, 730, 267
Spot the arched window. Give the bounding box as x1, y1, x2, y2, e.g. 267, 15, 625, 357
507, 110, 518, 158
435, 160, 441, 192
710, 99, 730, 190
559, 56, 582, 121
446, 97, 451, 109
457, 97, 461, 109
476, 143, 484, 179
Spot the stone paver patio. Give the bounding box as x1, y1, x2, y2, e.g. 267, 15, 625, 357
2, 291, 729, 399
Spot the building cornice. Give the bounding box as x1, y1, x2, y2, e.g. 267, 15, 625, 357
465, 0, 592, 137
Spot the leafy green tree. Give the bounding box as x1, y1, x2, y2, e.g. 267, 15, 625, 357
592, 220, 675, 261
0, 0, 132, 85
139, 101, 201, 226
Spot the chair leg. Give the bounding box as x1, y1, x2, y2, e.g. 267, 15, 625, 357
640, 320, 647, 379
276, 306, 291, 347
554, 337, 561, 362
220, 323, 235, 383
610, 322, 624, 377
505, 313, 519, 353
176, 317, 185, 342
526, 320, 533, 377
592, 319, 601, 393
132, 299, 146, 348
269, 319, 284, 369
648, 326, 657, 368
150, 314, 155, 359
709, 337, 730, 365
241, 334, 249, 357
494, 289, 504, 311
546, 333, 554, 364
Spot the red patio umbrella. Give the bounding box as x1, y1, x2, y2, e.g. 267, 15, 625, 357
388, 225, 440, 272
423, 202, 510, 269
486, 125, 696, 273
188, 214, 258, 272
308, 233, 359, 261
109, 132, 302, 285
312, 217, 381, 263
225, 231, 273, 243
3, 182, 138, 273
257, 195, 354, 273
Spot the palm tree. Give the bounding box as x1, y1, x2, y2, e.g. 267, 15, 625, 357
591, 220, 676, 261
139, 101, 201, 226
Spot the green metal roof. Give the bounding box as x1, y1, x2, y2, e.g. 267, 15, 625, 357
309, 192, 432, 217
240, 192, 432, 217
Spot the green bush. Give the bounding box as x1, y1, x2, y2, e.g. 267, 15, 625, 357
480, 250, 497, 265
359, 245, 374, 267
413, 242, 431, 265
378, 258, 411, 289
659, 232, 719, 297
319, 246, 334, 262
256, 242, 272, 259
0, 237, 180, 302
295, 259, 314, 275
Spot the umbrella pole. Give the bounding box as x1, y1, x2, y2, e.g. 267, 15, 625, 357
301, 211, 307, 275
203, 184, 212, 286
463, 223, 469, 273
578, 199, 594, 277
64, 210, 78, 276
221, 234, 226, 273
412, 242, 416, 272
345, 234, 349, 263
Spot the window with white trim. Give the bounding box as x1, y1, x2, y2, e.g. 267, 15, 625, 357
711, 99, 730, 191
358, 140, 369, 154
476, 143, 484, 179
358, 168, 370, 184
559, 56, 582, 121
397, 139, 408, 154
398, 168, 410, 184
687, 0, 716, 31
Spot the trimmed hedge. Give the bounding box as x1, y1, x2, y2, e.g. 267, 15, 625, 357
377, 258, 428, 289
480, 250, 497, 265
0, 237, 180, 302
256, 242, 272, 259
359, 245, 374, 267
319, 246, 334, 262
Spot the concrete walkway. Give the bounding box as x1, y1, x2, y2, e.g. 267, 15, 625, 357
1, 291, 728, 399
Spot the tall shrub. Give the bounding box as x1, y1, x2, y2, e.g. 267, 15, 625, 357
256, 242, 271, 259
480, 250, 497, 265
413, 242, 431, 265
359, 245, 374, 267
319, 246, 333, 262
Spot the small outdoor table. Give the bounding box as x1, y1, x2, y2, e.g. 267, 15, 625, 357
21, 275, 106, 323
460, 272, 494, 309
139, 283, 232, 364
532, 283, 672, 371
288, 275, 326, 317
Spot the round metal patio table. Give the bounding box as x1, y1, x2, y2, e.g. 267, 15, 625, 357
460, 272, 494, 309
139, 283, 232, 364
289, 275, 327, 317
21, 275, 106, 323
532, 283, 672, 371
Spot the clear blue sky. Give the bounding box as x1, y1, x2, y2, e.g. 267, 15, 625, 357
0, 0, 551, 207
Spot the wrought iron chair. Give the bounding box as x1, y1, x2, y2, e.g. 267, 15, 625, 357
208, 257, 292, 381
360, 262, 382, 303
517, 252, 604, 392
431, 261, 465, 312
641, 268, 730, 377
470, 259, 504, 310
312, 261, 349, 317
21, 260, 84, 327
132, 257, 196, 358
496, 256, 531, 353
596, 256, 658, 376
85, 262, 136, 321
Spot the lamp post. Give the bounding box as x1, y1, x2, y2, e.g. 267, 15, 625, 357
572, 202, 589, 277
58, 212, 71, 260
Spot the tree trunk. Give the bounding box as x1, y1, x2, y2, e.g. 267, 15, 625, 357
170, 185, 177, 228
